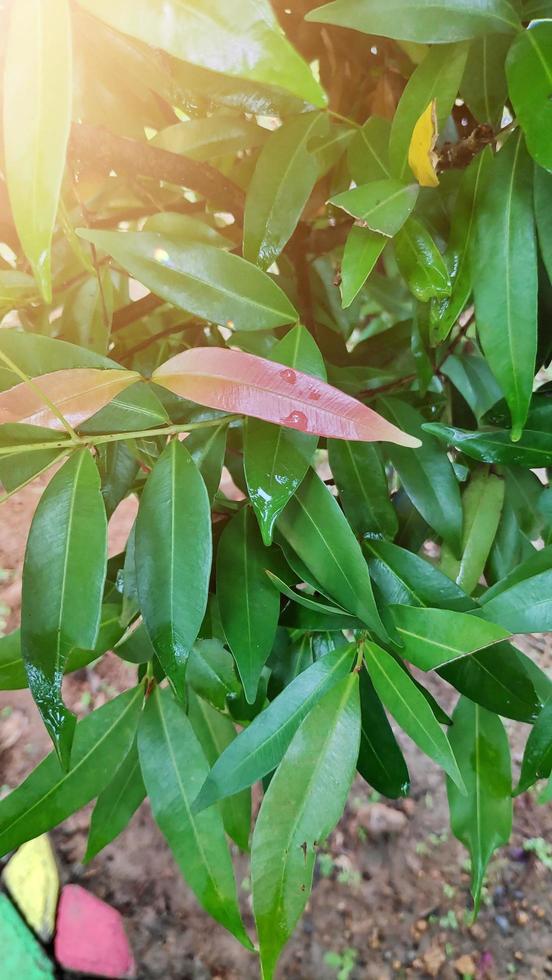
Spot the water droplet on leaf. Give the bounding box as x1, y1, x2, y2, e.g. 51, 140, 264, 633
281, 410, 308, 431
279, 368, 297, 384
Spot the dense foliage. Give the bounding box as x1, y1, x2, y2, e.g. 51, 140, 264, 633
0, 0, 551, 975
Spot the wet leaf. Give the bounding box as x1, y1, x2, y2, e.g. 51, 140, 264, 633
390, 605, 509, 670
440, 468, 505, 593
330, 179, 419, 237
358, 666, 410, 798
515, 700, 552, 795
84, 738, 146, 862
507, 21, 552, 173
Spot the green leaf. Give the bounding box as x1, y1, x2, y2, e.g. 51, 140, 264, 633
78, 230, 298, 332
3, 0, 72, 301
340, 226, 387, 308
185, 423, 227, 503
21, 451, 107, 766
389, 43, 469, 181
507, 22, 552, 173
424, 422, 552, 467
135, 440, 211, 692
461, 35, 511, 124
438, 642, 541, 723
194, 644, 356, 812
471, 132, 537, 438
187, 639, 241, 711
378, 398, 463, 553
306, 0, 520, 42
330, 180, 419, 237
187, 690, 251, 852
440, 468, 505, 593
251, 674, 360, 980
151, 118, 268, 162
390, 605, 509, 670
244, 324, 325, 546
515, 700, 552, 795
244, 112, 327, 270
447, 697, 512, 914
358, 666, 410, 798
265, 570, 351, 617
328, 439, 398, 539
138, 687, 253, 948
77, 0, 326, 107
535, 166, 552, 283
347, 117, 391, 184
439, 349, 503, 419
0, 685, 144, 857
84, 738, 146, 862
477, 549, 552, 632
277, 468, 388, 637
363, 641, 465, 790
365, 538, 475, 611
217, 506, 279, 703
394, 217, 452, 301
97, 441, 140, 519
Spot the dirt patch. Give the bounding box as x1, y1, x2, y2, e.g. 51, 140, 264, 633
1, 481, 551, 979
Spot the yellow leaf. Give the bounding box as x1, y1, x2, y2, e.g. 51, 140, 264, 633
2, 835, 59, 941
408, 100, 440, 188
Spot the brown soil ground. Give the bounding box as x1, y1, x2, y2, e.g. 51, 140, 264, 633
1, 479, 551, 980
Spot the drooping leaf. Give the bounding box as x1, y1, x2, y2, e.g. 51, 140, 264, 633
424, 422, 552, 467
507, 22, 552, 173
187, 690, 251, 852
3, 0, 72, 300
390, 605, 509, 671
515, 700, 552, 795
244, 112, 327, 270
329, 180, 419, 237
185, 423, 227, 503
217, 507, 279, 703
365, 538, 475, 611
358, 666, 410, 798
328, 439, 398, 539
244, 324, 326, 546
471, 132, 538, 438
407, 100, 439, 188
251, 674, 360, 980
340, 226, 386, 308
438, 642, 541, 723
440, 468, 505, 593
21, 451, 107, 765
138, 687, 253, 949
135, 440, 211, 693
78, 231, 298, 332
153, 347, 420, 445
77, 0, 326, 107
194, 644, 356, 812
447, 697, 512, 914
306, 0, 520, 43
394, 217, 452, 301
84, 738, 146, 862
0, 369, 141, 432
0, 686, 144, 857
378, 398, 463, 553
363, 641, 465, 790
277, 468, 389, 636
187, 640, 241, 712
439, 348, 503, 419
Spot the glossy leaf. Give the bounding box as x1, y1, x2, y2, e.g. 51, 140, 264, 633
244, 325, 326, 546
390, 605, 509, 671
471, 133, 537, 438
328, 439, 398, 539
135, 440, 211, 692
389, 44, 469, 181
277, 468, 388, 636
515, 700, 552, 795
21, 451, 107, 766
438, 642, 541, 723
424, 422, 552, 467
340, 226, 386, 308
244, 112, 326, 270
0, 686, 144, 857
394, 217, 452, 301
3, 0, 72, 301
188, 691, 251, 851
461, 35, 511, 124
535, 166, 552, 283
77, 0, 326, 107
252, 674, 360, 980
477, 552, 552, 633
347, 117, 391, 184
365, 539, 475, 612
439, 348, 503, 419
79, 230, 298, 332
358, 666, 410, 798
84, 738, 146, 862
440, 468, 505, 593
138, 688, 253, 949
378, 398, 463, 553
153, 346, 420, 446
363, 641, 465, 790
217, 507, 279, 703
0, 369, 141, 432
507, 22, 552, 173
194, 644, 356, 812
306, 0, 520, 43
447, 697, 512, 914
329, 179, 419, 237
152, 118, 267, 162
185, 423, 227, 503
187, 640, 241, 711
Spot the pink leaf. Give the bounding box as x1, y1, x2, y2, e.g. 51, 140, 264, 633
153, 347, 420, 447
0, 368, 141, 431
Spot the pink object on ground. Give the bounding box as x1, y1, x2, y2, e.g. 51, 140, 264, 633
54, 884, 135, 979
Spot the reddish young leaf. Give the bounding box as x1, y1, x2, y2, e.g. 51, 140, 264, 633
0, 368, 141, 431
153, 348, 420, 447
